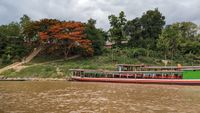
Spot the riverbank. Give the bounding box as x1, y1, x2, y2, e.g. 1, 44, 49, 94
0, 76, 67, 81
1, 51, 199, 79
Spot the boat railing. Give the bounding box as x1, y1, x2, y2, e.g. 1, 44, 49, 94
69, 69, 182, 79
116, 64, 200, 71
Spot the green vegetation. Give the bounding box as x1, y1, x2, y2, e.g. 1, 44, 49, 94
124, 8, 165, 49
0, 21, 28, 64
1, 48, 199, 78
108, 11, 127, 47
85, 18, 107, 55
0, 8, 200, 78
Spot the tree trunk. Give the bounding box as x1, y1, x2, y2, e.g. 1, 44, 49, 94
64, 45, 68, 58
64, 43, 74, 59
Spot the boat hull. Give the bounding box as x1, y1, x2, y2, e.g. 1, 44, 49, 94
72, 77, 200, 85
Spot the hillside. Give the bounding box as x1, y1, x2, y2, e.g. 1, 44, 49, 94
1, 50, 199, 78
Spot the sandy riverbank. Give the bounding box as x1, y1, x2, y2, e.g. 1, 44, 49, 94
0, 76, 69, 81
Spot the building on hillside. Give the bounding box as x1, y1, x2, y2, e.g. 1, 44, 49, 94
105, 40, 128, 48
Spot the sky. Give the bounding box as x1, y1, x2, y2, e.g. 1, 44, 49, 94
0, 0, 200, 30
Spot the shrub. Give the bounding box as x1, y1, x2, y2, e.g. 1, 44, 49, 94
128, 48, 146, 58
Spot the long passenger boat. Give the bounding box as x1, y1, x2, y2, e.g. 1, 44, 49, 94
70, 64, 200, 85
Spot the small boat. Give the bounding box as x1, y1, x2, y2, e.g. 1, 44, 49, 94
70, 64, 200, 85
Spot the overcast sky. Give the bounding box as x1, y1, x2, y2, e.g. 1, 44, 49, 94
0, 0, 200, 30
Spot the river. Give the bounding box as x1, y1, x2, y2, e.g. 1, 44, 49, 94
0, 81, 200, 113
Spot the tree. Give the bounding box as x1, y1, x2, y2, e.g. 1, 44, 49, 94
84, 18, 106, 55
22, 19, 95, 57
178, 22, 199, 40
23, 19, 60, 43
20, 15, 32, 32
0, 22, 26, 64
124, 17, 142, 47
157, 25, 181, 59
0, 36, 5, 55
177, 22, 200, 55
108, 11, 127, 47
157, 22, 200, 59
39, 21, 94, 57
140, 8, 165, 49
124, 8, 165, 49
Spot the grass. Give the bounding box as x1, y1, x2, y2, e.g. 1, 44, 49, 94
1, 51, 200, 78
0, 53, 117, 78
0, 65, 56, 78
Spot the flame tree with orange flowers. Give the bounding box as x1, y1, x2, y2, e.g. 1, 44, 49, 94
39, 21, 94, 57
23, 19, 94, 57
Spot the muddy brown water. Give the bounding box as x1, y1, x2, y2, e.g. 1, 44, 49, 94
0, 81, 200, 113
